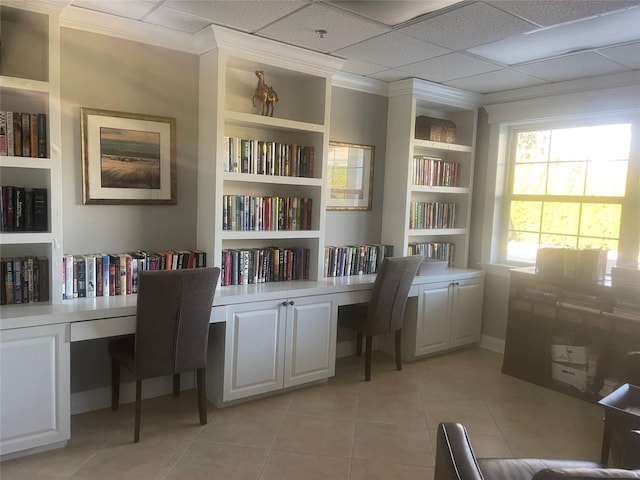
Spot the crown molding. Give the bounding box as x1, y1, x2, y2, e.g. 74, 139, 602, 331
331, 72, 389, 97
483, 71, 640, 106
59, 5, 196, 54
389, 78, 483, 109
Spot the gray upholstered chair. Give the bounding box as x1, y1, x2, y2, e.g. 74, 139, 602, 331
108, 267, 220, 442
339, 255, 423, 381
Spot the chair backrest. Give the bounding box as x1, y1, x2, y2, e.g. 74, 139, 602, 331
134, 267, 220, 380
366, 255, 423, 335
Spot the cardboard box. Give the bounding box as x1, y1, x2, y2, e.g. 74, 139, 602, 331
551, 344, 591, 365
415, 116, 456, 143
552, 362, 588, 391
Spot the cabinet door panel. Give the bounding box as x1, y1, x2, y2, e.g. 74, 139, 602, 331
0, 324, 70, 455
284, 297, 336, 387
415, 283, 452, 356
450, 280, 483, 347
225, 303, 285, 400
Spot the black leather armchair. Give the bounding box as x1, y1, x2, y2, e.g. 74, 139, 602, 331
435, 422, 640, 480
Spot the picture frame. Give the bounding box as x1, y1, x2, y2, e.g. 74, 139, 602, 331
80, 108, 176, 205
326, 142, 374, 211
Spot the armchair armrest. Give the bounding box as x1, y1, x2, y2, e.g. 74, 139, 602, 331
435, 423, 484, 480
532, 467, 640, 479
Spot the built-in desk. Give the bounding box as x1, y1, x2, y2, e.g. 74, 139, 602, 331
0, 268, 484, 457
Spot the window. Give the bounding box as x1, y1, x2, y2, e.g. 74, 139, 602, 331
502, 121, 637, 270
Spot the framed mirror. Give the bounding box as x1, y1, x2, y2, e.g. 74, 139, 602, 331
326, 142, 374, 211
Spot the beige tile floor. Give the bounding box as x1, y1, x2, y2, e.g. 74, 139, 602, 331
0, 347, 605, 480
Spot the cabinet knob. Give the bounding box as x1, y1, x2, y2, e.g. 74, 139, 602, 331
281, 301, 288, 307
289, 300, 295, 306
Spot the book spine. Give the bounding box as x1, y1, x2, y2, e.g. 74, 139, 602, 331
13, 112, 22, 156
32, 188, 48, 231
0, 111, 7, 155
102, 254, 110, 297
85, 255, 96, 297
21, 113, 30, 157
6, 112, 14, 156
30, 114, 38, 158
13, 259, 22, 304
95, 255, 103, 296
38, 256, 50, 302
76, 257, 86, 297
37, 114, 47, 158
13, 187, 25, 231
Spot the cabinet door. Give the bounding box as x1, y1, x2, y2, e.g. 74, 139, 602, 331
0, 324, 70, 455
414, 281, 452, 356
224, 301, 286, 401
450, 279, 484, 347
284, 295, 337, 388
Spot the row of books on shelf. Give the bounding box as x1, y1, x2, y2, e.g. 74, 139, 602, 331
223, 136, 315, 178
223, 195, 312, 231
412, 155, 460, 187
407, 242, 455, 267
409, 201, 457, 229
61, 250, 207, 300
0, 111, 47, 158
1, 256, 49, 305
323, 244, 394, 278
221, 247, 309, 286
1, 186, 48, 232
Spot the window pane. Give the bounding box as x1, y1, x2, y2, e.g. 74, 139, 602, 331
580, 203, 621, 239
512, 164, 547, 194
578, 237, 617, 252
547, 162, 586, 195
541, 202, 580, 235
540, 233, 578, 248
589, 124, 631, 161
510, 201, 542, 231
549, 127, 589, 162
515, 131, 550, 163
585, 160, 627, 196
507, 231, 539, 262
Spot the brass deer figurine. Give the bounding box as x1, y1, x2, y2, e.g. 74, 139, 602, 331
253, 70, 278, 117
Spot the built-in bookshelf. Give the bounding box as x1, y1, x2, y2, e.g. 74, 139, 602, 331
0, 2, 63, 306
381, 79, 481, 268
196, 26, 342, 288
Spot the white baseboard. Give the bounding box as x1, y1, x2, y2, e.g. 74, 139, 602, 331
479, 334, 505, 354
70, 372, 195, 415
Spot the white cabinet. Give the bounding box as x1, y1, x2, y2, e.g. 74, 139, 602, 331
0, 323, 70, 456
381, 79, 482, 267
402, 274, 484, 359
208, 293, 337, 405
0, 1, 64, 306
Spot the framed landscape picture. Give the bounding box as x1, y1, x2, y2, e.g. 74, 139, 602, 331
81, 108, 176, 205
327, 142, 374, 210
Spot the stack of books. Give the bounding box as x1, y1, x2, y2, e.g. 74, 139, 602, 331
221, 247, 309, 286
1, 256, 49, 305
0, 111, 47, 158
323, 244, 393, 278
1, 186, 48, 232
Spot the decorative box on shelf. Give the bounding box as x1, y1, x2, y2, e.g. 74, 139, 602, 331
415, 115, 456, 144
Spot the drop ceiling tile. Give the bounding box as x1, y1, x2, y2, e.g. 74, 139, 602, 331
487, 0, 640, 27
514, 52, 630, 82
334, 31, 450, 68
323, 0, 462, 26
145, 6, 210, 33
598, 42, 640, 69
400, 52, 501, 82
257, 3, 390, 53
340, 58, 388, 76
162, 0, 307, 33
445, 68, 548, 94
399, 2, 536, 50
71, 0, 159, 21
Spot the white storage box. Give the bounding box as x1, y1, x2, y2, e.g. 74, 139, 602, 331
551, 362, 588, 392
551, 345, 591, 365
419, 259, 448, 275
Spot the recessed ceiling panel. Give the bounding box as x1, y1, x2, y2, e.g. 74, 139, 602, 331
323, 0, 463, 26
145, 6, 210, 33
368, 68, 413, 82
514, 52, 630, 82
334, 32, 450, 68
257, 3, 389, 53
598, 42, 640, 70
163, 0, 307, 33
445, 68, 548, 94
71, 0, 158, 21
340, 58, 388, 76
399, 2, 536, 50
401, 52, 502, 82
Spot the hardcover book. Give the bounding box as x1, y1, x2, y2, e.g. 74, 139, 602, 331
33, 188, 48, 231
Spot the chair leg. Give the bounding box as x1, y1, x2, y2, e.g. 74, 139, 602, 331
196, 368, 207, 425
134, 379, 142, 443
365, 335, 373, 381
395, 329, 402, 371
356, 332, 363, 356
111, 357, 120, 411
173, 373, 180, 397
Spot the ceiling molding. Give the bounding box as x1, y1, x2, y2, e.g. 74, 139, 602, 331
59, 5, 196, 54
331, 72, 389, 96
389, 78, 483, 108
483, 70, 640, 106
